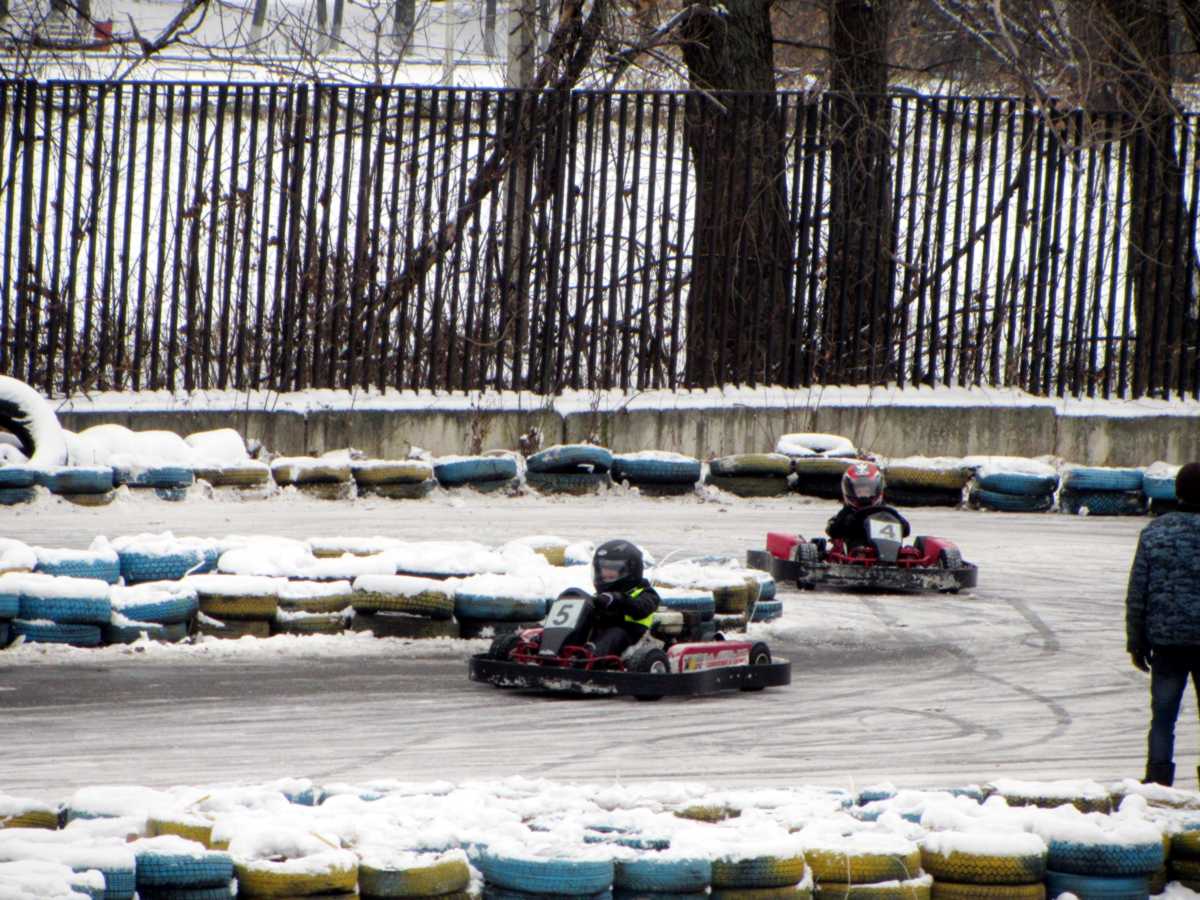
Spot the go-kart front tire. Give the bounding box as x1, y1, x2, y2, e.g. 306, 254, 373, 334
741, 642, 772, 692
487, 632, 523, 661
628, 646, 670, 702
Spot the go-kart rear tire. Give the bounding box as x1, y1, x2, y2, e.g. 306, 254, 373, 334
938, 548, 963, 594
629, 646, 670, 702
741, 642, 772, 692
487, 632, 523, 661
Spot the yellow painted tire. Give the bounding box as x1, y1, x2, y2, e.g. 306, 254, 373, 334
271, 613, 346, 636
59, 491, 116, 507
358, 855, 471, 897
815, 878, 930, 900
199, 594, 279, 621
197, 617, 271, 640
706, 474, 790, 498
277, 593, 355, 615
883, 465, 970, 490
793, 458, 857, 477
709, 454, 794, 477
674, 804, 741, 823
931, 883, 1046, 900
352, 461, 434, 485
712, 888, 814, 900
1172, 857, 1200, 880
195, 464, 272, 487
806, 849, 921, 885
148, 815, 214, 847
271, 460, 352, 485
1, 810, 57, 829
1173, 831, 1200, 861
920, 847, 1045, 885
234, 857, 357, 897
351, 588, 454, 620
712, 855, 809, 889
295, 481, 354, 501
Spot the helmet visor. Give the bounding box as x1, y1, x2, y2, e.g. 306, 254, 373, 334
849, 478, 878, 498
594, 559, 629, 587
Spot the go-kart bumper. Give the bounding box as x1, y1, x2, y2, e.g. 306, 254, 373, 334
469, 654, 791, 698
746, 549, 978, 593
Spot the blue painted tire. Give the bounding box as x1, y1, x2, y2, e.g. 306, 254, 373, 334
528, 444, 614, 474
527, 471, 611, 494
972, 488, 1055, 513
1142, 474, 1177, 501
0, 486, 36, 505
434, 456, 519, 486
615, 857, 710, 892
1044, 871, 1150, 899
1060, 489, 1147, 516
613, 893, 705, 900
137, 887, 236, 900
103, 621, 190, 644
12, 619, 102, 647
112, 593, 197, 625
0, 591, 18, 618
0, 466, 37, 488
977, 471, 1060, 496
612, 455, 701, 485
754, 577, 777, 601
19, 594, 111, 624
119, 549, 208, 584
455, 593, 549, 622
112, 466, 195, 489
750, 598, 783, 622
93, 864, 136, 900
657, 592, 717, 616
485, 890, 611, 900
1063, 467, 1144, 492
134, 849, 234, 889
155, 486, 190, 502
0, 621, 10, 646
40, 467, 115, 495
35, 554, 121, 584
1046, 839, 1164, 876
475, 852, 613, 894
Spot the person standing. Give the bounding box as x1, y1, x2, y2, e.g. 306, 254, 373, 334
1126, 461, 1200, 787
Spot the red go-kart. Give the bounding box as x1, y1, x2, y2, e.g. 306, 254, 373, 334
468, 590, 791, 701
747, 509, 978, 594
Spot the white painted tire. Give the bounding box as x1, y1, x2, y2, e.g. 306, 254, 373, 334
0, 375, 66, 466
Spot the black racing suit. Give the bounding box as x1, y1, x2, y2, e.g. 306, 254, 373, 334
590, 579, 660, 659
826, 504, 911, 548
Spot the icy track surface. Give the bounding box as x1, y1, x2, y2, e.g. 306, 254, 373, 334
1, 488, 1194, 800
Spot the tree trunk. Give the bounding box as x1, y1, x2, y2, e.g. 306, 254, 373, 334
679, 0, 794, 387
1097, 0, 1197, 396
824, 0, 895, 384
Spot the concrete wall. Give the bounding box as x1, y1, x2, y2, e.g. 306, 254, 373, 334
54, 399, 1200, 466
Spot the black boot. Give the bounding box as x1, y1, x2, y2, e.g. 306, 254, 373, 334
1143, 763, 1175, 786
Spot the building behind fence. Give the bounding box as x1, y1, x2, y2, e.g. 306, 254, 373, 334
0, 80, 1197, 399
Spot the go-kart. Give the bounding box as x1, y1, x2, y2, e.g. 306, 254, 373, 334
746, 510, 978, 593
468, 590, 791, 700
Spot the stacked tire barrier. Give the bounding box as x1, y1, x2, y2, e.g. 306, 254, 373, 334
352, 574, 459, 639
882, 460, 971, 508
611, 451, 702, 496
968, 464, 1060, 514
526, 444, 614, 495
1060, 467, 1147, 517
1143, 464, 1181, 516
806, 838, 928, 900
353, 459, 438, 500
1170, 824, 1200, 892
433, 454, 521, 493
705, 453, 793, 497
271, 457, 355, 501
920, 832, 1047, 900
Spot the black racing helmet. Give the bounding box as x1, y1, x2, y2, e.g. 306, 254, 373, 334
592, 539, 644, 593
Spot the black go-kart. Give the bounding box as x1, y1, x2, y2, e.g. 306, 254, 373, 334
746, 509, 978, 594
468, 590, 791, 701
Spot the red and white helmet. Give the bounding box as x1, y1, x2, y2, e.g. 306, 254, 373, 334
842, 462, 884, 509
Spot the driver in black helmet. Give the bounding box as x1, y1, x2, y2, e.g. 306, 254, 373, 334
826, 461, 911, 547
589, 539, 660, 660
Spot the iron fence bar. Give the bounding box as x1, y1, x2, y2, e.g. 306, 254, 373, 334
1071, 114, 1097, 397
461, 90, 488, 391
29, 83, 53, 388
253, 84, 280, 389
384, 86, 407, 390
115, 84, 138, 389
929, 97, 954, 385
0, 82, 15, 374
1164, 119, 1190, 399
1060, 112, 1084, 398
312, 84, 335, 388
1106, 128, 1129, 399
1186, 118, 1200, 399
234, 84, 258, 390
1087, 118, 1114, 398
590, 92, 612, 390
333, 86, 358, 388
973, 97, 998, 387
219, 84, 242, 391
667, 92, 689, 390
805, 95, 829, 387
14, 81, 36, 384
82, 86, 105, 391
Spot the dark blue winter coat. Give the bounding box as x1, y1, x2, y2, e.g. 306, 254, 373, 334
1125, 510, 1200, 652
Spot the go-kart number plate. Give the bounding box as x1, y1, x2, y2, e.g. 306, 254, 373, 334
868, 518, 903, 541
547, 598, 585, 629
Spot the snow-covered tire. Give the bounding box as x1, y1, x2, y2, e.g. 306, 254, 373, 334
113, 466, 195, 489
706, 475, 790, 498
270, 458, 352, 485
970, 489, 1054, 513
527, 471, 610, 495
198, 593, 278, 621
527, 444, 613, 474
1059, 489, 1147, 517
1043, 871, 1149, 900
357, 855, 471, 897
38, 467, 115, 495
119, 549, 208, 584
474, 852, 614, 895
1063, 467, 1144, 492
656, 590, 717, 616
749, 599, 783, 622
805, 849, 921, 885
19, 593, 111, 625
133, 849, 234, 890
0, 375, 67, 466
146, 817, 215, 848
104, 621, 190, 644
234, 854, 358, 898
0, 807, 58, 828
0, 589, 19, 618
0, 486, 36, 506
351, 576, 455, 620
930, 884, 1044, 900
615, 856, 711, 892
12, 619, 102, 646
709, 454, 793, 478
711, 856, 808, 889
976, 471, 1060, 496
434, 456, 519, 486
359, 480, 438, 500
1045, 839, 1164, 876
0, 466, 36, 488
193, 463, 272, 488
612, 455, 701, 485
1142, 473, 1177, 501
34, 550, 120, 584
884, 464, 971, 491
352, 460, 435, 486
455, 593, 549, 622
89, 862, 136, 900
59, 490, 117, 507
920, 847, 1045, 885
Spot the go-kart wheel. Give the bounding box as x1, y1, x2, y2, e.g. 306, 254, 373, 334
628, 646, 670, 702
486, 632, 522, 661
741, 641, 772, 692
938, 548, 963, 594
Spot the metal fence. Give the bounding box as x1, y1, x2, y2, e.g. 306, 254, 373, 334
0, 80, 1197, 398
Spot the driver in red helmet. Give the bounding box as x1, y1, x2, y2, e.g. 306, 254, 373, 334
826, 462, 911, 547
